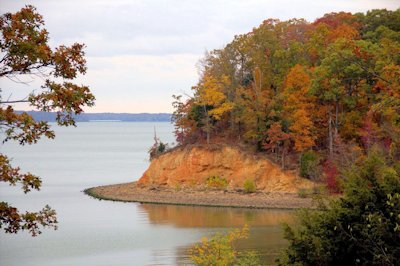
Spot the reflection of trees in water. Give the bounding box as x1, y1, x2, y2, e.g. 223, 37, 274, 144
139, 204, 294, 227
139, 204, 294, 264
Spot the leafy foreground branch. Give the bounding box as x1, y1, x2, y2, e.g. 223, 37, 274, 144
0, 5, 94, 236
0, 154, 58, 236
0, 202, 57, 237
278, 148, 400, 265
190, 225, 260, 266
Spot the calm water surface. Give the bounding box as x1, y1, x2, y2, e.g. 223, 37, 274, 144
0, 122, 292, 265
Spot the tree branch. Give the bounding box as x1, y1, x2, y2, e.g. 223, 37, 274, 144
0, 100, 30, 104
338, 54, 391, 84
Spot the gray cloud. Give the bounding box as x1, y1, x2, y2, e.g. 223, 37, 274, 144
3, 0, 399, 57
1, 0, 398, 112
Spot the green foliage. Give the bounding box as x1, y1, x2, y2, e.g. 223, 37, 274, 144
206, 175, 228, 189
157, 142, 166, 153
278, 148, 400, 265
297, 188, 308, 198
299, 151, 321, 179
235, 251, 261, 266
312, 184, 326, 195
190, 225, 260, 266
243, 179, 256, 193
297, 185, 325, 198
148, 141, 168, 160
173, 183, 182, 191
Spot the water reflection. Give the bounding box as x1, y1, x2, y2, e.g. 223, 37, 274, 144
139, 204, 294, 227
138, 204, 294, 264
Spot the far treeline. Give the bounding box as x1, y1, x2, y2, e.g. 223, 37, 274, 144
16, 111, 172, 122
172, 9, 400, 191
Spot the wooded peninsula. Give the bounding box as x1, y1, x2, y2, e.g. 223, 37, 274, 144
89, 9, 400, 205
89, 9, 400, 264
169, 9, 399, 186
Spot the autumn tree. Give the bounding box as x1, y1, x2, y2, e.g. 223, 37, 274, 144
171, 8, 399, 179
194, 72, 233, 144
311, 38, 374, 158
0, 5, 95, 236
283, 64, 316, 153
171, 95, 199, 144
236, 67, 273, 147
263, 122, 291, 169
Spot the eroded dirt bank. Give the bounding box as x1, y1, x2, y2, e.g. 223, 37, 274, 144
137, 144, 313, 193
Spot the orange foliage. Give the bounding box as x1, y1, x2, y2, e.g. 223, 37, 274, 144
283, 64, 316, 152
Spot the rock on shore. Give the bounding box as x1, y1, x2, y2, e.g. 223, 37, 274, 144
137, 145, 313, 193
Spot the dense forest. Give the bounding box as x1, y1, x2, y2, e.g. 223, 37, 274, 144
172, 9, 400, 191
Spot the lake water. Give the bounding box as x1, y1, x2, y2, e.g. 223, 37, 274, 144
0, 122, 292, 265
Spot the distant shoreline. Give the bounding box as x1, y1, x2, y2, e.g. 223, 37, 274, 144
16, 110, 172, 122
88, 120, 122, 122
84, 182, 316, 209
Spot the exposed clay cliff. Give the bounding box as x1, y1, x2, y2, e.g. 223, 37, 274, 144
137, 145, 313, 193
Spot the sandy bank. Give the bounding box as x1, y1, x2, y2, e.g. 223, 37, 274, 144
84, 182, 316, 209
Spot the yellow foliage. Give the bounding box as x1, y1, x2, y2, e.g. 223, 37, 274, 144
197, 73, 234, 120
289, 109, 316, 152
190, 225, 252, 266
283, 64, 316, 152
209, 102, 234, 120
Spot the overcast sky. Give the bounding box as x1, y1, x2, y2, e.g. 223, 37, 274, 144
1, 0, 399, 113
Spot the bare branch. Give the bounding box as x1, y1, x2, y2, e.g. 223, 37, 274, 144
5, 74, 34, 85
0, 100, 30, 104
0, 64, 53, 79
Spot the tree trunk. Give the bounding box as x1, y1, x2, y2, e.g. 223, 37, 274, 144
206, 114, 210, 145
240, 56, 244, 83
203, 105, 210, 145
328, 107, 333, 159
256, 116, 262, 150
335, 101, 339, 138
238, 121, 241, 140
230, 110, 235, 134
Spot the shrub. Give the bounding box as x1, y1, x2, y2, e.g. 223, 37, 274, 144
278, 149, 400, 265
299, 151, 321, 180
297, 188, 308, 198
190, 225, 260, 266
243, 179, 256, 193
148, 139, 169, 160
157, 142, 166, 153
312, 184, 326, 195
297, 185, 325, 198
174, 183, 182, 191
206, 175, 228, 189
323, 159, 340, 193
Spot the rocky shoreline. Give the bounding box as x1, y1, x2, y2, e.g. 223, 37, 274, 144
84, 182, 316, 209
